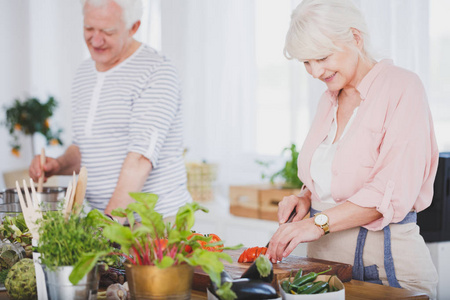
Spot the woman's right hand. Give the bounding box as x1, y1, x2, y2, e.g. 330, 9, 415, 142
29, 155, 61, 183
278, 194, 311, 224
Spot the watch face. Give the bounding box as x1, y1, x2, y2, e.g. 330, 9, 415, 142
315, 214, 328, 226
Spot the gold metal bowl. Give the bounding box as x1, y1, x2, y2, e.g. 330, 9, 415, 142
125, 263, 194, 300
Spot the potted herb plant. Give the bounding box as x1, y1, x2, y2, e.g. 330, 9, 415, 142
256, 143, 303, 189
3, 96, 63, 157
70, 192, 241, 300
38, 209, 113, 299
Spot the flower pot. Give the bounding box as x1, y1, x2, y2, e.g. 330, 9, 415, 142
43, 265, 99, 300
125, 263, 194, 300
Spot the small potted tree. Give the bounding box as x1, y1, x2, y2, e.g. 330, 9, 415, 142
3, 96, 63, 157
70, 192, 241, 300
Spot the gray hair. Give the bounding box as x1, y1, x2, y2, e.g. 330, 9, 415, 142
81, 0, 143, 29
284, 0, 374, 62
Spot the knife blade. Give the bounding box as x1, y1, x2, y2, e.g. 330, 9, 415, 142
265, 208, 297, 248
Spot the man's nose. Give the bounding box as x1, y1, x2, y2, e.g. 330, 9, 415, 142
310, 62, 324, 79
91, 32, 104, 47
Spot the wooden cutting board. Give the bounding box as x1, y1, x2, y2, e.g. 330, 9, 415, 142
192, 249, 352, 292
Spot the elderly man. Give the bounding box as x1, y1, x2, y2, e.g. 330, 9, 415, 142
29, 0, 192, 219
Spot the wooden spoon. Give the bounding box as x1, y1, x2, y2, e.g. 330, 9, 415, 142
64, 171, 77, 220
72, 167, 87, 216
37, 148, 45, 193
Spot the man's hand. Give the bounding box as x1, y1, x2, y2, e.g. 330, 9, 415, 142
29, 156, 61, 183
29, 144, 81, 182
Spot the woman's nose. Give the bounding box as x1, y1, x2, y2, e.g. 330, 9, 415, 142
310, 62, 324, 79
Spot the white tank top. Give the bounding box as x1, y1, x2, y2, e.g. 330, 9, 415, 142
310, 105, 359, 203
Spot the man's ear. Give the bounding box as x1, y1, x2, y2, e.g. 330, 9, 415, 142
129, 20, 141, 36
351, 28, 364, 50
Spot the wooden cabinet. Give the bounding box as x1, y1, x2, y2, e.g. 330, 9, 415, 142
229, 184, 301, 221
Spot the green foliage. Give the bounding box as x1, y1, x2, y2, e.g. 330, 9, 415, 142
0, 214, 32, 258
37, 210, 112, 271
3, 96, 63, 153
70, 193, 242, 300
256, 143, 303, 188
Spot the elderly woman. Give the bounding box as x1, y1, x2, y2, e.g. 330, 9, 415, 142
266, 0, 438, 297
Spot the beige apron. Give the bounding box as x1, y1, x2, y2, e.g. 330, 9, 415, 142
307, 201, 438, 299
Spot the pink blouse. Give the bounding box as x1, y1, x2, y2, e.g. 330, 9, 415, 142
297, 60, 439, 231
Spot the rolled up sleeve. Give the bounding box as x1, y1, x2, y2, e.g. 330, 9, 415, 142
348, 75, 438, 230
128, 62, 181, 168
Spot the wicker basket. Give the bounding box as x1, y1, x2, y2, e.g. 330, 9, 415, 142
185, 162, 218, 202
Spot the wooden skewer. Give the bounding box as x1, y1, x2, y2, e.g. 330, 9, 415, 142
37, 148, 45, 193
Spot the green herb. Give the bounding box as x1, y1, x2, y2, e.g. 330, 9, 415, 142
70, 192, 242, 300
0, 214, 33, 258
256, 143, 303, 188
37, 209, 112, 271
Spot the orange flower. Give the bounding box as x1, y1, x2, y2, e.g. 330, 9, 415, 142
11, 148, 20, 157
44, 119, 50, 129
50, 139, 59, 146
14, 124, 22, 131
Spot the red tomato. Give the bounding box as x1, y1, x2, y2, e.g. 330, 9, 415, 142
185, 232, 205, 253
238, 246, 267, 263
204, 233, 223, 252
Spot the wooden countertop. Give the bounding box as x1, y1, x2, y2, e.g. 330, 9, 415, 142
0, 280, 429, 300
191, 280, 430, 299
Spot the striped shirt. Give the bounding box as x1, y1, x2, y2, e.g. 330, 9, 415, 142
71, 44, 192, 217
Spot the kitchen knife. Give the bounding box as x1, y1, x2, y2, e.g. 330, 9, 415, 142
265, 208, 297, 248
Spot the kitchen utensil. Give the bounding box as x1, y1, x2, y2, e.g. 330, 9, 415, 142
72, 167, 87, 216
15, 179, 43, 240
64, 172, 77, 220
265, 208, 297, 248
37, 148, 45, 193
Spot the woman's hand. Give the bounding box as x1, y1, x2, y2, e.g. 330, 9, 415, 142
278, 194, 311, 224
266, 217, 323, 263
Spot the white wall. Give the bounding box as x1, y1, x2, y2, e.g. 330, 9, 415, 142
0, 1, 86, 189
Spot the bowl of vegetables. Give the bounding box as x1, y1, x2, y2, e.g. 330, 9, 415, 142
278, 268, 344, 299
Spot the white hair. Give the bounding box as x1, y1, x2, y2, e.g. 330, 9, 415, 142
284, 0, 374, 62
80, 0, 143, 29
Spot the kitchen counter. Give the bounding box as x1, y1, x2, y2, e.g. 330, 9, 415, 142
191, 280, 430, 299
0, 281, 430, 300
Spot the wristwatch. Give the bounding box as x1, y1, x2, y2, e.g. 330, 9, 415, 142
314, 213, 330, 235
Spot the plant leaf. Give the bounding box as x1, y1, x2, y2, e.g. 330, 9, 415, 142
155, 256, 174, 268
69, 251, 109, 285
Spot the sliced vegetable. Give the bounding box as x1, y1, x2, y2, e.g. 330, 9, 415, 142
240, 255, 273, 283
237, 246, 267, 263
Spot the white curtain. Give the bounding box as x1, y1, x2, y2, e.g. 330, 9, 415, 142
160, 0, 261, 190
0, 0, 434, 190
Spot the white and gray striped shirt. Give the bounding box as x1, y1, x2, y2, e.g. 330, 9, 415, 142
71, 44, 192, 217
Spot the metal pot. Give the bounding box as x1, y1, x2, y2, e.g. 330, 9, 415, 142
0, 187, 66, 205
43, 265, 99, 300
125, 263, 194, 300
